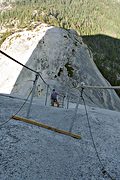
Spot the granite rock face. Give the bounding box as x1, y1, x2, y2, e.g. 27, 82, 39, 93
0, 24, 120, 110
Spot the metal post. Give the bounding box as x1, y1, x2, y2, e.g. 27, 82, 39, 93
26, 74, 39, 118
69, 95, 81, 132
67, 95, 70, 109
45, 84, 49, 106
62, 96, 65, 108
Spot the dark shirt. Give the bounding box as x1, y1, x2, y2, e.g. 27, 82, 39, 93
51, 92, 58, 100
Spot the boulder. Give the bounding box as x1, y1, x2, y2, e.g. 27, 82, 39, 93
0, 24, 120, 110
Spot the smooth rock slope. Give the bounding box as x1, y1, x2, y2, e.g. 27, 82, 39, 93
0, 23, 120, 110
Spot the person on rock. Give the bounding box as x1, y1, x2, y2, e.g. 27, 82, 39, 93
51, 89, 59, 107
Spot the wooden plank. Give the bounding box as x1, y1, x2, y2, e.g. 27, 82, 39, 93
12, 115, 81, 139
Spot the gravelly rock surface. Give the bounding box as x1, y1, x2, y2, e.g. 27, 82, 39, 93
0, 95, 120, 180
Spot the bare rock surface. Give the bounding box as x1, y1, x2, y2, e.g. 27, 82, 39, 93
0, 95, 120, 180
0, 24, 120, 110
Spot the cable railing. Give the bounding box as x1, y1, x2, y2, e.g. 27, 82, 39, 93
0, 49, 118, 179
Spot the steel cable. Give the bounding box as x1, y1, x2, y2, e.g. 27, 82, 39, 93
81, 88, 115, 180
0, 87, 33, 127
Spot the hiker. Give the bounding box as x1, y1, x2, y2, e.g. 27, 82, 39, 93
51, 89, 59, 107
